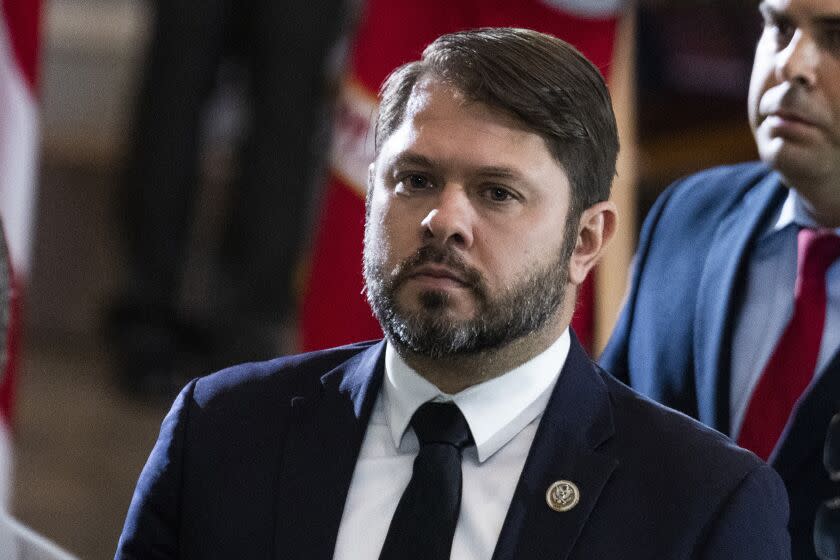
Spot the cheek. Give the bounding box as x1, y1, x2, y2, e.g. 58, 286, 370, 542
748, 38, 778, 110
748, 65, 771, 128
480, 238, 539, 282
368, 190, 404, 235
364, 200, 391, 256
368, 205, 416, 268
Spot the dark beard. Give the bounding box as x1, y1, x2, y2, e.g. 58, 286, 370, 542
363, 233, 574, 359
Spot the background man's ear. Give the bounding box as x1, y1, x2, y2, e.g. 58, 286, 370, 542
568, 200, 618, 286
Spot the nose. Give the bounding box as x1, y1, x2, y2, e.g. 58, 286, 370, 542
420, 185, 475, 249
776, 29, 818, 88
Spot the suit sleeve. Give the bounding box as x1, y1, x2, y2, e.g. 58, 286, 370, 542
115, 380, 196, 559
696, 463, 791, 559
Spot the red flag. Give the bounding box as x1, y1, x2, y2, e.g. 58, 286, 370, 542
0, 0, 41, 506
301, 0, 623, 352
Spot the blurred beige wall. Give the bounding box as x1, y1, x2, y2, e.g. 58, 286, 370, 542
41, 0, 150, 167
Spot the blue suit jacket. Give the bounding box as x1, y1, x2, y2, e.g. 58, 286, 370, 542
601, 162, 836, 559
117, 333, 790, 559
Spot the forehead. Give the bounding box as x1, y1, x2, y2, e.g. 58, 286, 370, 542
402, 78, 530, 138
379, 78, 555, 168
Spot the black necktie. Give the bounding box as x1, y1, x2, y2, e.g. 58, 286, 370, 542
379, 402, 474, 560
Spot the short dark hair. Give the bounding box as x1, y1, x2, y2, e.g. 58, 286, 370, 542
375, 27, 619, 218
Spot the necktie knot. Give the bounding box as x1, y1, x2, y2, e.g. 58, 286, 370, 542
411, 402, 473, 450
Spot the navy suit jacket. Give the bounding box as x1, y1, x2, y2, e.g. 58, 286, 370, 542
601, 162, 836, 559
117, 334, 790, 559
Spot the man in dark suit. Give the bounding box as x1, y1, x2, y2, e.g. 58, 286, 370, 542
601, 1, 840, 558
117, 28, 791, 559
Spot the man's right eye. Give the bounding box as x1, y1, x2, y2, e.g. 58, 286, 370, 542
403, 174, 431, 189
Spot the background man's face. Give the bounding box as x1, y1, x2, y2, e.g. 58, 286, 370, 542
748, 0, 840, 195
363, 78, 575, 358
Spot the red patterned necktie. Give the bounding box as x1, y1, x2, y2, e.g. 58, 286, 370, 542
738, 228, 840, 461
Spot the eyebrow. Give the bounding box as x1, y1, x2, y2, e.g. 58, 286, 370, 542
388, 151, 524, 180
474, 167, 522, 180
389, 152, 436, 170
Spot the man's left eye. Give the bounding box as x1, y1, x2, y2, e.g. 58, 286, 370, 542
406, 175, 430, 189
486, 187, 514, 202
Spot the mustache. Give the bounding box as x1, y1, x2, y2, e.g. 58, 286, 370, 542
391, 245, 484, 291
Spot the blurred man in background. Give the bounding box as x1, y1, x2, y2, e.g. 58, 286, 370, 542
107, 0, 348, 396
602, 0, 840, 557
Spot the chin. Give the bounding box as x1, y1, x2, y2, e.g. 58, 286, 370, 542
760, 139, 817, 179
396, 286, 464, 312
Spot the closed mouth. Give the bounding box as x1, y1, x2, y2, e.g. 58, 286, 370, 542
765, 108, 819, 128
409, 265, 468, 285
775, 113, 809, 125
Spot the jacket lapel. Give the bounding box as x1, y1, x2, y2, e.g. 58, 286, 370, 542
693, 175, 786, 433
491, 335, 617, 560
772, 347, 840, 479
273, 341, 386, 560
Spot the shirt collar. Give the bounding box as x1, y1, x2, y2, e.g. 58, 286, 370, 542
383, 329, 570, 463
772, 189, 840, 234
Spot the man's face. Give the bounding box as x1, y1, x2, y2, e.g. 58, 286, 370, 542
363, 78, 576, 358
748, 0, 840, 197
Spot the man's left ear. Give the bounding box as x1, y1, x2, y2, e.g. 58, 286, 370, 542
568, 200, 618, 286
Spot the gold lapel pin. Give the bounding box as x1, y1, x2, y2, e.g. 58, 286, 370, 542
546, 480, 580, 512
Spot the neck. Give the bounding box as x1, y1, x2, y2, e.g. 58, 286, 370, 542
398, 309, 570, 395
803, 199, 840, 229
788, 179, 840, 228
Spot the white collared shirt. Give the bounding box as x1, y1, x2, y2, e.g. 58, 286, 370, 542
332, 329, 570, 560
730, 189, 840, 436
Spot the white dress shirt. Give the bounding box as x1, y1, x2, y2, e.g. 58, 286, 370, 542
332, 329, 570, 560
730, 189, 840, 436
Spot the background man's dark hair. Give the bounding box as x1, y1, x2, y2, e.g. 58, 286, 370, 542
375, 27, 619, 221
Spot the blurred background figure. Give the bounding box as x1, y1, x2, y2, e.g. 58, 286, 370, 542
105, 0, 348, 396
602, 0, 840, 556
